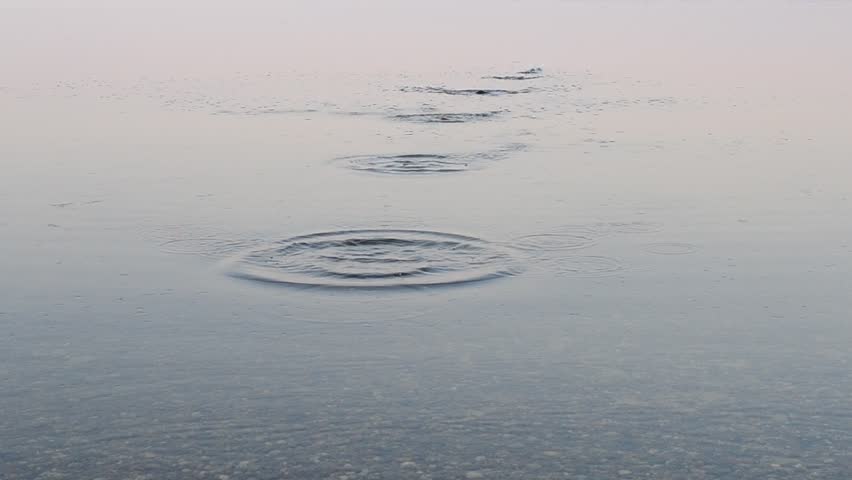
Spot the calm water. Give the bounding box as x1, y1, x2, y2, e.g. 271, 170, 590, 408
2, 2, 851, 479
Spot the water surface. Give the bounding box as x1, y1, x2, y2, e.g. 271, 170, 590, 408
2, 2, 851, 479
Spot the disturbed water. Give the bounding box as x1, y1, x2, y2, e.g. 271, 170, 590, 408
339, 154, 473, 175
336, 144, 525, 175
226, 230, 519, 289
486, 67, 545, 81
2, 2, 852, 479
389, 111, 505, 124
401, 86, 534, 96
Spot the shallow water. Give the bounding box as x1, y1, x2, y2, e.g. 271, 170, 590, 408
2, 1, 852, 479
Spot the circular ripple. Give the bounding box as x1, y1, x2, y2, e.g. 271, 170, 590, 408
159, 237, 262, 258
340, 154, 471, 175
486, 75, 543, 81
390, 111, 503, 124
225, 230, 519, 289
334, 144, 524, 175
485, 68, 544, 81
512, 232, 597, 252
402, 86, 531, 96
553, 256, 626, 278
518, 67, 543, 75
595, 221, 665, 234
644, 242, 699, 255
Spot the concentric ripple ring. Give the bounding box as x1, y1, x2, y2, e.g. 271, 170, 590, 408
512, 232, 598, 252
225, 230, 520, 289
339, 154, 471, 175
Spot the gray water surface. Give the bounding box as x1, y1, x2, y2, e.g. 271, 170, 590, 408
2, 2, 851, 479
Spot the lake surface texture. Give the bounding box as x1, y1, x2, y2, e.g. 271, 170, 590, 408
1, 2, 851, 479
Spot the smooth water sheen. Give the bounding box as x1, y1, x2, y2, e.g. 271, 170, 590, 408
2, 1, 851, 479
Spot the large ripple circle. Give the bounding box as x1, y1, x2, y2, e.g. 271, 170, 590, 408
225, 230, 520, 289
341, 154, 471, 175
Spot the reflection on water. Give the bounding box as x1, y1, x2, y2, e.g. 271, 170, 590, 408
2, 1, 852, 479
